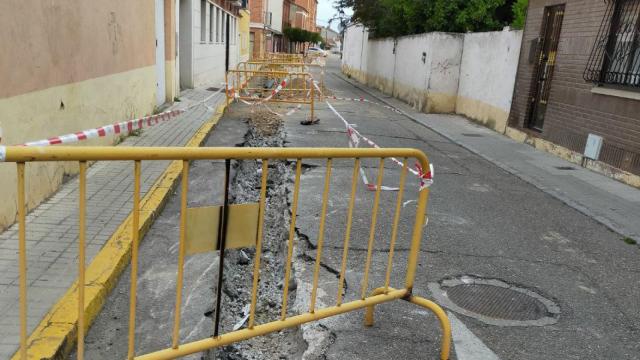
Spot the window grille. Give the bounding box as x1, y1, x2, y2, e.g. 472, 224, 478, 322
584, 0, 640, 88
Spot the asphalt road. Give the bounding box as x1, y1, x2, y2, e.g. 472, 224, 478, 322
81, 57, 639, 360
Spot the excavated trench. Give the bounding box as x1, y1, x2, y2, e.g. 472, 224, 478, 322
208, 110, 320, 360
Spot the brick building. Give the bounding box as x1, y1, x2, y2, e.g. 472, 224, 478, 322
509, 0, 640, 179
283, 0, 318, 53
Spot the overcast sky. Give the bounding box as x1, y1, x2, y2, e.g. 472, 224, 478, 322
316, 0, 352, 31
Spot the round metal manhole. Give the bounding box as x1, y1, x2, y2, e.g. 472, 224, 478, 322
429, 276, 560, 326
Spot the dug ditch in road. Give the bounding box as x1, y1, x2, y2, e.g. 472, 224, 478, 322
78, 108, 315, 359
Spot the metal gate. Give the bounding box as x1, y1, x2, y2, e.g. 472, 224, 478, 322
1, 146, 451, 360
527, 4, 565, 131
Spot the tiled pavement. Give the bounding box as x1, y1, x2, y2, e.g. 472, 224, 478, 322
0, 88, 224, 358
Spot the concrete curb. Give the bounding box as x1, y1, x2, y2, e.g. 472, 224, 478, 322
331, 71, 639, 243
12, 103, 227, 360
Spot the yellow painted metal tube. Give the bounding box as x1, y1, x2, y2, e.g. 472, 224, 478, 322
227, 69, 310, 76
361, 159, 385, 300
135, 289, 409, 360
77, 161, 87, 360
363, 287, 387, 326
407, 296, 452, 360
249, 160, 269, 328
128, 161, 142, 359
281, 159, 302, 320
310, 159, 332, 313
17, 163, 26, 360
384, 159, 408, 291
172, 161, 189, 348
310, 82, 315, 121
2, 147, 430, 165
404, 157, 430, 290
337, 158, 360, 306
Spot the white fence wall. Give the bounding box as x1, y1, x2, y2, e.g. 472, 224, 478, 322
342, 24, 523, 131
342, 24, 369, 83
456, 30, 523, 132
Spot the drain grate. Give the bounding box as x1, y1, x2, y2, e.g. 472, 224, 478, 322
429, 276, 560, 326
207, 87, 220, 92
446, 284, 548, 321
461, 133, 483, 137
555, 166, 576, 170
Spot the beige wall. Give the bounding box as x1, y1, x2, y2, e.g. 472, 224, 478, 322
0, 0, 156, 98
165, 0, 179, 102
0, 0, 160, 231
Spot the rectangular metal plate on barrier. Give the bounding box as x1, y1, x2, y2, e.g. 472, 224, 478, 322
185, 203, 259, 255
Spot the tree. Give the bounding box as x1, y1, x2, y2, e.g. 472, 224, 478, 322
335, 0, 524, 38
511, 0, 528, 30
283, 27, 323, 52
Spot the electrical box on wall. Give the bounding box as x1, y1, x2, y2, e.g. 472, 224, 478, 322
584, 133, 603, 160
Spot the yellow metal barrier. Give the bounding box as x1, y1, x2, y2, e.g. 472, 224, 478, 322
3, 146, 451, 360
236, 61, 326, 99
265, 52, 305, 62
225, 69, 316, 119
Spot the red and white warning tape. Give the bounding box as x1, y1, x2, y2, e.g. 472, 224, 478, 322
9, 85, 225, 148
319, 81, 433, 191
234, 78, 289, 105
21, 110, 185, 147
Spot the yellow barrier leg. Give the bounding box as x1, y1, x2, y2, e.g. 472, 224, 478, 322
407, 295, 452, 360
363, 287, 387, 326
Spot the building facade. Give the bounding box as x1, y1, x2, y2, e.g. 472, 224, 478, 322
178, 0, 241, 88
509, 0, 640, 182
282, 0, 318, 53
0, 0, 247, 231
250, 0, 285, 59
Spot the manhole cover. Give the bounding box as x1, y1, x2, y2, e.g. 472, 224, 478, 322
447, 284, 547, 321
429, 276, 560, 326
207, 87, 220, 92
461, 133, 483, 137
555, 166, 575, 170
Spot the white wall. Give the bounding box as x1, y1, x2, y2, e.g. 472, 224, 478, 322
189, 0, 240, 88
179, 0, 193, 89
456, 29, 523, 132
342, 24, 523, 131
341, 24, 368, 83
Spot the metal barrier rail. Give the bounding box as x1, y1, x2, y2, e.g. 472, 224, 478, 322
225, 69, 316, 119
237, 61, 326, 99
2, 146, 451, 360
265, 52, 305, 62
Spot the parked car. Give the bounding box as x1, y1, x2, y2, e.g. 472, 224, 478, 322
308, 47, 328, 57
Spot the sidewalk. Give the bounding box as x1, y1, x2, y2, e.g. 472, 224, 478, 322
333, 71, 640, 242
0, 88, 224, 358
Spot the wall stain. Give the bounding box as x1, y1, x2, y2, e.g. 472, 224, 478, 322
107, 12, 122, 56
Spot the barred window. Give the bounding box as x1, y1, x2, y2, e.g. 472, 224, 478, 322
584, 0, 640, 88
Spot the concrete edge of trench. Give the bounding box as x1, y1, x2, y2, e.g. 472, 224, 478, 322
11, 103, 228, 360
331, 71, 639, 243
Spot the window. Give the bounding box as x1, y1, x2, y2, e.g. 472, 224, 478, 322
209, 3, 214, 42
200, 0, 207, 42
585, 0, 640, 88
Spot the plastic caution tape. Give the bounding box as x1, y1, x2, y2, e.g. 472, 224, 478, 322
323, 91, 434, 191
18, 85, 225, 147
